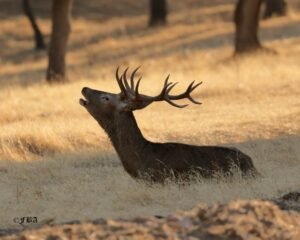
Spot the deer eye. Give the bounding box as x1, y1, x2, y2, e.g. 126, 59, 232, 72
101, 96, 109, 101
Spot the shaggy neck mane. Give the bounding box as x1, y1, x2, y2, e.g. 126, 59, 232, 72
97, 111, 148, 177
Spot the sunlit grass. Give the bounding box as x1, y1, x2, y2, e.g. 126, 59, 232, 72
0, 0, 299, 229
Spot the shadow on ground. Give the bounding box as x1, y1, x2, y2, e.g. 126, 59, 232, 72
1, 0, 300, 87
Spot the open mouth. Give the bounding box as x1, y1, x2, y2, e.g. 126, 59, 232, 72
80, 87, 91, 107
79, 97, 89, 107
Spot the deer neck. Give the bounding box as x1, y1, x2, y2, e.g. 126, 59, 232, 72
99, 111, 148, 177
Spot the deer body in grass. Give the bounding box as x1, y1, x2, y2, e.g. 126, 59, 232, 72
80, 67, 258, 182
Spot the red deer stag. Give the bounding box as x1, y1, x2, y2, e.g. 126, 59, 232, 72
79, 67, 259, 183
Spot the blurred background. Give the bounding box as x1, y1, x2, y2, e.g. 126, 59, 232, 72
1, 0, 299, 84
0, 0, 299, 229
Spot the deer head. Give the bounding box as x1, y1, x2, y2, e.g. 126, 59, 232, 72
79, 67, 202, 121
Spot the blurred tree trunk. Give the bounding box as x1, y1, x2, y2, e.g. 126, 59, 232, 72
264, 0, 287, 19
46, 0, 73, 83
234, 0, 263, 54
22, 0, 46, 50
149, 0, 167, 27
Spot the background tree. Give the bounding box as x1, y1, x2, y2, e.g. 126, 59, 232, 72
234, 0, 263, 54
264, 0, 287, 19
23, 0, 46, 50
149, 0, 168, 27
46, 0, 73, 83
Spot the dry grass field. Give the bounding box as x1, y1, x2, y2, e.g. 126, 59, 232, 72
0, 0, 299, 229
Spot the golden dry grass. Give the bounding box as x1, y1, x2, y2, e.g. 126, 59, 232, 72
0, 0, 300, 229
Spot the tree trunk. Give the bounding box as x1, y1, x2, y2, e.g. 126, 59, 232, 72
149, 0, 167, 27
234, 0, 263, 54
22, 0, 46, 50
264, 0, 287, 19
46, 0, 73, 83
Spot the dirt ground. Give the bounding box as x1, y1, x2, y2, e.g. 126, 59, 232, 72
1, 199, 300, 240
0, 0, 299, 230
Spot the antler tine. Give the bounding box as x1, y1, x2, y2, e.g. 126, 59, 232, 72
122, 67, 132, 92
157, 74, 173, 97
164, 82, 189, 108
166, 82, 178, 94
164, 74, 171, 86
134, 74, 173, 101
166, 99, 188, 108
190, 81, 202, 91
130, 66, 141, 91
115, 67, 201, 109
145, 76, 189, 108
188, 81, 202, 104
116, 66, 127, 94
134, 76, 142, 98
167, 81, 202, 104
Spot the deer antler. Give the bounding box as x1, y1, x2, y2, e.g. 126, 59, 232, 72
115, 67, 202, 108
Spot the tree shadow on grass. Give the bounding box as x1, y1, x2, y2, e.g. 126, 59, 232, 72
1, 0, 300, 88
2, 18, 300, 89
0, 0, 236, 20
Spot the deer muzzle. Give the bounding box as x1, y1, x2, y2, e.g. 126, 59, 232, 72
79, 87, 91, 107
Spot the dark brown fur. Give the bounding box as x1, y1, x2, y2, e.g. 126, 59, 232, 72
80, 69, 259, 183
